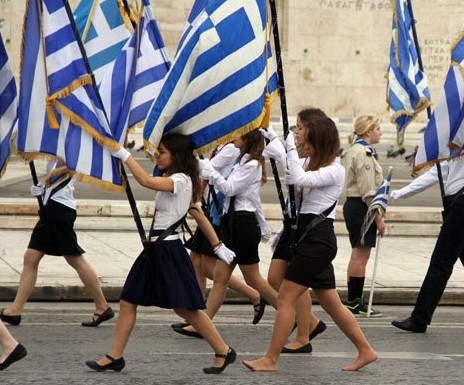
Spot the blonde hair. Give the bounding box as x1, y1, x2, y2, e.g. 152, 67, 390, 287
348, 115, 380, 144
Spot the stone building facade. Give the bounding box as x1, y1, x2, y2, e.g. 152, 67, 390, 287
0, 0, 463, 121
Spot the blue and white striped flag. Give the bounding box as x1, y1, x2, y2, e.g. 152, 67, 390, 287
386, 0, 431, 146
414, 32, 464, 173
360, 168, 393, 245
177, 0, 210, 53
0, 31, 17, 179
99, 0, 170, 140
143, 0, 279, 154
17, 0, 123, 190
74, 0, 132, 85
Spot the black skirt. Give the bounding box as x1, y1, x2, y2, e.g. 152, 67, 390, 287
343, 197, 377, 248
28, 200, 85, 256
272, 218, 293, 262
184, 223, 221, 258
120, 232, 206, 309
285, 214, 337, 289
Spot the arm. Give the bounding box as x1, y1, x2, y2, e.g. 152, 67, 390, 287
188, 203, 221, 248
210, 144, 239, 171
209, 160, 261, 196
124, 155, 174, 192
390, 163, 445, 200
285, 150, 338, 188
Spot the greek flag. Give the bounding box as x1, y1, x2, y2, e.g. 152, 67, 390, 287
17, 0, 123, 190
74, 0, 132, 85
386, 0, 431, 146
414, 32, 464, 173
360, 168, 393, 245
143, 0, 279, 154
177, 0, 210, 52
0, 32, 17, 179
99, 0, 170, 140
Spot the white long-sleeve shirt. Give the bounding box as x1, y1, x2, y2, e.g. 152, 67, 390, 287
288, 155, 345, 219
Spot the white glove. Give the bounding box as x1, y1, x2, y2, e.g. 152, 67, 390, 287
111, 145, 131, 161
259, 126, 278, 141
285, 132, 297, 151
200, 161, 216, 180
213, 243, 235, 264
262, 138, 286, 167
284, 155, 306, 186
30, 184, 44, 197
390, 190, 402, 201
261, 231, 272, 244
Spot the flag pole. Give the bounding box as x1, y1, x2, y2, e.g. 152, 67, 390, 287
62, 0, 147, 247
406, 0, 447, 212
268, 0, 298, 240
367, 235, 381, 318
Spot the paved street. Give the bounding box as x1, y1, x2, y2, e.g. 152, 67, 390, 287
1, 303, 463, 385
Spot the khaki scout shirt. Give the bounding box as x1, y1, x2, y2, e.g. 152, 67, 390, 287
342, 143, 383, 202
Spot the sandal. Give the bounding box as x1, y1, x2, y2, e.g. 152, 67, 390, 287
252, 298, 266, 325
81, 307, 114, 327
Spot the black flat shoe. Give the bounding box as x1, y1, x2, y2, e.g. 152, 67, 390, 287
172, 325, 203, 339
82, 307, 114, 327
0, 309, 21, 326
252, 298, 266, 325
309, 320, 327, 340
203, 347, 236, 374
281, 342, 312, 354
171, 322, 189, 329
391, 317, 427, 333
85, 354, 125, 372
0, 343, 27, 371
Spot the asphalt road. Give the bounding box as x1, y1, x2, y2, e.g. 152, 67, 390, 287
1, 303, 463, 385
0, 144, 443, 207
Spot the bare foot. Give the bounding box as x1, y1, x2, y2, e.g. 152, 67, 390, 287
242, 357, 278, 372
342, 350, 377, 371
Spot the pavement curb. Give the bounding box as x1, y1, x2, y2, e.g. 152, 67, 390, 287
1, 286, 464, 306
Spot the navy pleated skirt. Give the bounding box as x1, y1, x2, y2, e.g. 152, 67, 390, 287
120, 233, 205, 309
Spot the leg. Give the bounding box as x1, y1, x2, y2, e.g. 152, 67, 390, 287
411, 202, 464, 325
95, 300, 137, 365
240, 264, 278, 308
347, 246, 371, 299
181, 261, 234, 333
64, 255, 109, 314
4, 249, 44, 315
0, 321, 21, 363
242, 279, 307, 372
190, 251, 207, 296
315, 288, 377, 371
175, 308, 230, 367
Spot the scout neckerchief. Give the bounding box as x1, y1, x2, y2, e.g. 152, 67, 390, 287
353, 137, 378, 160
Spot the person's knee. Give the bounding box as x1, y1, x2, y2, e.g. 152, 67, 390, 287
23, 249, 43, 267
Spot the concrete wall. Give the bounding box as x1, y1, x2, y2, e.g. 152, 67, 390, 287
1, 0, 463, 121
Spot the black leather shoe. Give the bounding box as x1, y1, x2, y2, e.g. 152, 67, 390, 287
252, 298, 266, 325
281, 342, 312, 354
82, 307, 114, 327
391, 317, 427, 333
173, 325, 203, 339
309, 320, 327, 340
171, 322, 189, 329
85, 354, 125, 372
0, 343, 27, 370
0, 309, 21, 326
203, 347, 236, 374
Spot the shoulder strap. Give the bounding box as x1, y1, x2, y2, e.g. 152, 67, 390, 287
151, 214, 187, 247
291, 201, 337, 249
